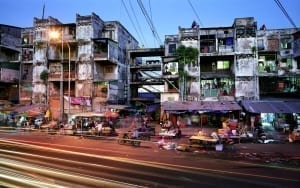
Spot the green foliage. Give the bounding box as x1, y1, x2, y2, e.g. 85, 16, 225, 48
175, 45, 199, 66
251, 46, 257, 54
40, 70, 49, 82
175, 45, 199, 80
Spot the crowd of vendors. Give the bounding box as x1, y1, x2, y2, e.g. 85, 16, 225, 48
1, 104, 300, 150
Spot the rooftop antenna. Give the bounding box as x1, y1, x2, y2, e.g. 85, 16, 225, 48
42, 3, 45, 19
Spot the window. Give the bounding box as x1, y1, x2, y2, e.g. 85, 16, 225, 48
168, 44, 176, 54
104, 66, 113, 73
257, 39, 264, 50
280, 38, 292, 49
22, 49, 33, 61
268, 39, 279, 51
217, 60, 230, 70
22, 37, 28, 44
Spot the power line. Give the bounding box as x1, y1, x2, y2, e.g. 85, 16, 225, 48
274, 0, 297, 28
128, 0, 148, 46
121, 0, 145, 46
148, 0, 156, 46
187, 0, 204, 27
137, 0, 163, 47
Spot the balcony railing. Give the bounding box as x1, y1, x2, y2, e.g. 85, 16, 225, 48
48, 71, 76, 81
93, 38, 118, 64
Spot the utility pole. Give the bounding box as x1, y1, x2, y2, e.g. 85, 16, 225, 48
60, 27, 64, 121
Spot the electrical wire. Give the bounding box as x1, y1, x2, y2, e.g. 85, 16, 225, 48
187, 0, 204, 27
148, 0, 156, 46
273, 0, 297, 28
128, 0, 148, 47
121, 0, 145, 46
137, 0, 163, 47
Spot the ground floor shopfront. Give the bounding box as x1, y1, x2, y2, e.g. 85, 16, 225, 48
160, 100, 242, 129
241, 100, 300, 130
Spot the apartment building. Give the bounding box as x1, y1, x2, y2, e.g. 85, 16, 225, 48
2, 16, 299, 123
159, 17, 300, 126
162, 17, 300, 101
19, 13, 138, 121
0, 24, 21, 106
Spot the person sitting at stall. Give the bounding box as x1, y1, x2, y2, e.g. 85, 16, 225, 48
175, 126, 182, 138
138, 121, 148, 132
131, 128, 139, 139
164, 120, 173, 131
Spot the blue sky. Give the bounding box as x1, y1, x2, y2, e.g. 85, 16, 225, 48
0, 0, 299, 48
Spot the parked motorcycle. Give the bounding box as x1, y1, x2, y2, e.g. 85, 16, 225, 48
117, 131, 141, 147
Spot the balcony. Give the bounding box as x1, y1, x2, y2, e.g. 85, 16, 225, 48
93, 38, 118, 64
48, 71, 76, 81
179, 27, 198, 40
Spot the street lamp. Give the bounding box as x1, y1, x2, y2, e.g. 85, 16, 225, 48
49, 28, 71, 121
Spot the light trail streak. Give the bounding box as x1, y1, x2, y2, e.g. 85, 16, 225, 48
0, 157, 146, 188
1, 147, 199, 184
1, 139, 299, 183
0, 169, 64, 188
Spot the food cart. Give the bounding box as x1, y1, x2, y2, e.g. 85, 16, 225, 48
189, 134, 219, 149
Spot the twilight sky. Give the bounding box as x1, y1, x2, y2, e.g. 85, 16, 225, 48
0, 0, 299, 48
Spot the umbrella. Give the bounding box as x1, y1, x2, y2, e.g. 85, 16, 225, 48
105, 111, 119, 118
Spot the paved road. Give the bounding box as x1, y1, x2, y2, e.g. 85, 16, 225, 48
1, 130, 300, 188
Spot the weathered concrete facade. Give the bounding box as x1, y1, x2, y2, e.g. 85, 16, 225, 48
0, 24, 21, 105
19, 12, 138, 120
162, 17, 300, 103
2, 16, 299, 120
256, 28, 299, 99
234, 17, 258, 100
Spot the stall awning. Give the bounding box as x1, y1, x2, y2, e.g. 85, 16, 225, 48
12, 104, 46, 116
241, 100, 300, 113
161, 101, 242, 112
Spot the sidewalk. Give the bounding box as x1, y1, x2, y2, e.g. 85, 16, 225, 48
144, 122, 300, 157
1, 124, 300, 168
2, 124, 300, 159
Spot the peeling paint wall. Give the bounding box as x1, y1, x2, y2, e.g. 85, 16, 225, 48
78, 46, 92, 60
76, 25, 93, 40
49, 63, 62, 78
181, 40, 198, 48
0, 25, 22, 51
236, 38, 256, 54
77, 63, 92, 80
32, 65, 47, 82
235, 78, 255, 98
76, 80, 92, 97
235, 56, 255, 76
48, 82, 59, 96
76, 13, 104, 40
32, 83, 46, 103
0, 68, 18, 81
34, 47, 47, 62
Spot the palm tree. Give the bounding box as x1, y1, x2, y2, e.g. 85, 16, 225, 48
175, 45, 199, 101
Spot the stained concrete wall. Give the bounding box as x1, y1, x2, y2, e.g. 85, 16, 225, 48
235, 56, 255, 76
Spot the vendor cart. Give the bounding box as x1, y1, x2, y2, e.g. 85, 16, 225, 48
189, 135, 219, 149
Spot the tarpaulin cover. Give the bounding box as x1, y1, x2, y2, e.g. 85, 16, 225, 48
161, 101, 242, 112
241, 100, 300, 113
